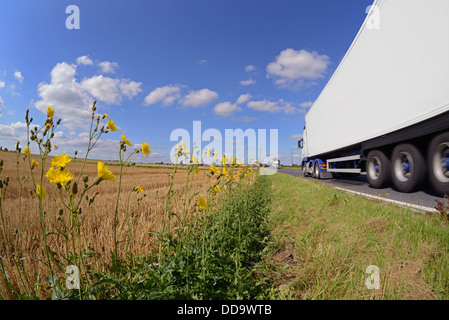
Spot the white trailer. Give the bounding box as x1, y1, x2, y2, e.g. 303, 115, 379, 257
299, 0, 449, 196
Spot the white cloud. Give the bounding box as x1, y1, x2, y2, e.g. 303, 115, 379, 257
36, 62, 93, 129
0, 96, 3, 117
197, 59, 208, 64
14, 71, 23, 83
143, 85, 182, 106
266, 48, 330, 89
180, 88, 218, 107
98, 61, 119, 74
213, 94, 250, 117
300, 101, 314, 108
119, 80, 143, 99
214, 102, 242, 116
76, 55, 93, 66
0, 81, 5, 88
81, 76, 122, 105
247, 99, 301, 114
239, 79, 256, 86
245, 65, 256, 72
0, 121, 28, 142
35, 61, 141, 130
289, 134, 303, 141
235, 94, 251, 105
247, 100, 281, 113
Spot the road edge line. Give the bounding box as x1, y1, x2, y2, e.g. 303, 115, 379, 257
333, 187, 439, 213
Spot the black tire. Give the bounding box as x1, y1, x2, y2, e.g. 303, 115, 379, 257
391, 144, 426, 193
313, 162, 320, 179
302, 163, 307, 177
427, 132, 449, 196
366, 150, 391, 188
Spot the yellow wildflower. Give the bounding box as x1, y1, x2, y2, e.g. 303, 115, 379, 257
222, 156, 226, 166
213, 185, 221, 193
223, 166, 230, 178
213, 151, 217, 159
206, 148, 211, 157
51, 153, 72, 168
210, 164, 220, 175
97, 161, 115, 182
121, 134, 132, 146
36, 184, 46, 199
23, 146, 30, 157
31, 159, 39, 169
46, 106, 55, 119
135, 186, 144, 193
46, 167, 74, 185
194, 167, 199, 176
103, 113, 109, 118
107, 119, 117, 131
141, 142, 151, 156
180, 140, 190, 154
197, 196, 207, 210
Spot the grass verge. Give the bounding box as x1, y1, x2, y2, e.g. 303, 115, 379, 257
259, 173, 449, 300
80, 175, 273, 300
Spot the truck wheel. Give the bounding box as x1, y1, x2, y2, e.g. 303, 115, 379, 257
366, 150, 391, 188
391, 144, 426, 193
313, 162, 320, 179
428, 132, 449, 196
302, 163, 307, 177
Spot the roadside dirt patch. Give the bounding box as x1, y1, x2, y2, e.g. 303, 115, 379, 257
385, 259, 437, 300
365, 216, 386, 235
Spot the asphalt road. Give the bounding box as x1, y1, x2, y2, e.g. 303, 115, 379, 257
277, 169, 445, 211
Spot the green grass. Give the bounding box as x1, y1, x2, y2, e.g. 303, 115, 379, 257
76, 175, 273, 300
260, 172, 449, 300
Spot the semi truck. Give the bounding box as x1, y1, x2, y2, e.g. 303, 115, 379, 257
298, 0, 449, 196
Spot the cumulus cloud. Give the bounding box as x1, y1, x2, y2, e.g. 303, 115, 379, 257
0, 96, 3, 117
98, 61, 119, 74
213, 94, 250, 117
34, 61, 142, 130
247, 99, 302, 114
214, 102, 242, 117
266, 49, 330, 89
180, 88, 218, 107
119, 80, 143, 99
14, 71, 23, 83
247, 100, 281, 113
0, 121, 28, 144
300, 101, 314, 108
235, 93, 251, 105
143, 85, 182, 106
0, 81, 5, 88
81, 76, 122, 105
289, 134, 303, 141
76, 55, 93, 65
239, 79, 256, 86
245, 65, 256, 72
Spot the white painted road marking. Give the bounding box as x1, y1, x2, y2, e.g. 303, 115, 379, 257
333, 187, 438, 213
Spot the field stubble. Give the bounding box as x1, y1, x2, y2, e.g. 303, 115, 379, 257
0, 150, 212, 298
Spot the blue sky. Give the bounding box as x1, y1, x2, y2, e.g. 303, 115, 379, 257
0, 0, 373, 164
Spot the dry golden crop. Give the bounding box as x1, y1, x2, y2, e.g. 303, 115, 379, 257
0, 149, 215, 298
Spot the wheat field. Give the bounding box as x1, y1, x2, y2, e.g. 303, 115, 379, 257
0, 149, 213, 298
